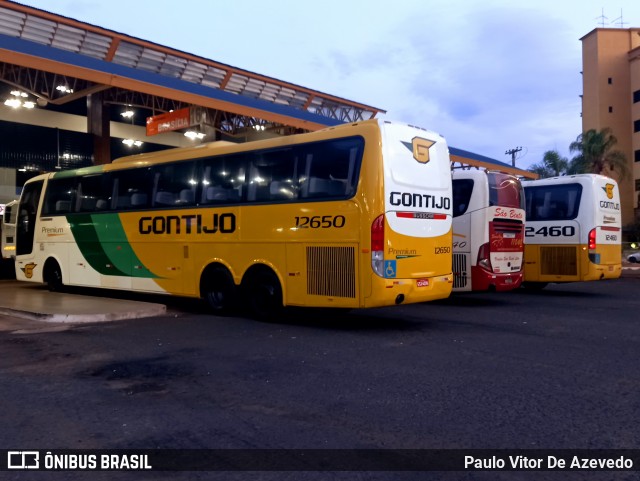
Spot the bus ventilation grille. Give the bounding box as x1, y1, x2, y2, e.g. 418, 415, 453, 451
540, 246, 577, 276
452, 253, 467, 288
306, 246, 356, 298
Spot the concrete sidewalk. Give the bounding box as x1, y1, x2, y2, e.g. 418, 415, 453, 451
0, 280, 166, 324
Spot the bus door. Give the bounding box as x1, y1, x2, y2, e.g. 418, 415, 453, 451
16, 180, 43, 258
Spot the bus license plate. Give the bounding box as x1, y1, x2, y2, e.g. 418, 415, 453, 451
416, 279, 429, 287
503, 232, 515, 238
505, 277, 513, 284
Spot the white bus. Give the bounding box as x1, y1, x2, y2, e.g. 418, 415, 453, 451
522, 174, 622, 288
1, 200, 18, 259
451, 170, 525, 292
14, 119, 454, 318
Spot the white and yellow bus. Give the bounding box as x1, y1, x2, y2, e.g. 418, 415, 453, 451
522, 174, 621, 288
451, 170, 525, 292
14, 119, 453, 317
1, 200, 18, 259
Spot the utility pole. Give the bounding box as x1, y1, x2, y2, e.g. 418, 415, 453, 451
505, 147, 522, 167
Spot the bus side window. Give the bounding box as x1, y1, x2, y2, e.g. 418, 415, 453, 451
152, 162, 198, 207
300, 138, 361, 200
201, 154, 245, 205
452, 178, 474, 217
112, 169, 152, 211
75, 173, 113, 213
42, 178, 76, 215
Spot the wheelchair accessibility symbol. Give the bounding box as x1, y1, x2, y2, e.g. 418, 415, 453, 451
384, 260, 397, 278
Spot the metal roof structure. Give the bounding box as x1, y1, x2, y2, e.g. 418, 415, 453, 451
0, 0, 536, 179
450, 146, 537, 179
0, 0, 384, 135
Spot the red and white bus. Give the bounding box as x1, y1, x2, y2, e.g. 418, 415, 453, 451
451, 170, 525, 292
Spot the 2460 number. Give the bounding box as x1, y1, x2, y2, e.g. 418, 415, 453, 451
525, 226, 575, 237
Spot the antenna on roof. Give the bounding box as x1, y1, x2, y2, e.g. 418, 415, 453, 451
611, 9, 628, 28
595, 8, 608, 28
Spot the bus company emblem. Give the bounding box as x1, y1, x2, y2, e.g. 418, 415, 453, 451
602, 183, 615, 199
21, 263, 37, 279
411, 137, 435, 164
402, 138, 435, 164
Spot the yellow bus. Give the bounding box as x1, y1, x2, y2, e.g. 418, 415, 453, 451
522, 174, 621, 288
14, 119, 453, 318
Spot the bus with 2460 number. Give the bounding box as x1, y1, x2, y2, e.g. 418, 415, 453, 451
14, 119, 454, 318
451, 170, 525, 292
522, 174, 622, 288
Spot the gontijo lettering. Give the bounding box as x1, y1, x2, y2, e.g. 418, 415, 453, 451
139, 213, 236, 234
390, 191, 450, 210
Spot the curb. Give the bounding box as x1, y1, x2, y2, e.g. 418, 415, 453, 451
0, 305, 167, 323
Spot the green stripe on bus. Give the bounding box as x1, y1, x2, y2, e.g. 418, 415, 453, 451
52, 165, 106, 179
91, 213, 157, 279
67, 214, 157, 278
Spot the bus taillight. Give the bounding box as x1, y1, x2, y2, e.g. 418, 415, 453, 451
477, 242, 492, 272
371, 214, 385, 277
588, 228, 597, 250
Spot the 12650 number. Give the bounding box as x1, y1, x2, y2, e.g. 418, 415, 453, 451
295, 215, 346, 229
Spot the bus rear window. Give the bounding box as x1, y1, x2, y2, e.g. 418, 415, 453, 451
525, 184, 582, 221
488, 172, 524, 209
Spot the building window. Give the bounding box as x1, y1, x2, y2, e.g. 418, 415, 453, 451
634, 90, 640, 103
608, 77, 612, 84
636, 179, 640, 191
609, 106, 613, 113
635, 119, 640, 133
636, 150, 640, 162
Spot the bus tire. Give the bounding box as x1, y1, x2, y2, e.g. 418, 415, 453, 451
44, 259, 63, 292
522, 282, 548, 290
242, 268, 282, 321
201, 265, 237, 314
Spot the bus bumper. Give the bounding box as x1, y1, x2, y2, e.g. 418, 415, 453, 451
364, 274, 453, 308
471, 266, 523, 292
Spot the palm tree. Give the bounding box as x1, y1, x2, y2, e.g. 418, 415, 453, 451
568, 128, 628, 179
528, 150, 568, 178
541, 150, 568, 176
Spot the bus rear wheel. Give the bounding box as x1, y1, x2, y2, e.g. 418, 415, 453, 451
243, 269, 282, 321
44, 259, 63, 292
201, 265, 237, 314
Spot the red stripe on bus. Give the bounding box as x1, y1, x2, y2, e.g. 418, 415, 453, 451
396, 212, 447, 220
601, 226, 620, 231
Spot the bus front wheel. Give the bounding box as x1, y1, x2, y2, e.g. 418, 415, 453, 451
243, 268, 282, 321
44, 259, 63, 292
201, 265, 237, 314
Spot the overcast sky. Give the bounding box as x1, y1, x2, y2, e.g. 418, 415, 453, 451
15, 0, 640, 170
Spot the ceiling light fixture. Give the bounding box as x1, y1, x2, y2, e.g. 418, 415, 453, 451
184, 130, 206, 140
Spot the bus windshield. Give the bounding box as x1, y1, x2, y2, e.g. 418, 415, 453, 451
489, 172, 524, 209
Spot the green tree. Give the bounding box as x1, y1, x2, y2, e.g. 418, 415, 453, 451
528, 150, 568, 178
568, 128, 628, 179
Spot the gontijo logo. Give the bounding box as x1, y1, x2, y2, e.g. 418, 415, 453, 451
411, 137, 435, 164
603, 183, 615, 199
20, 263, 37, 279
401, 137, 436, 164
